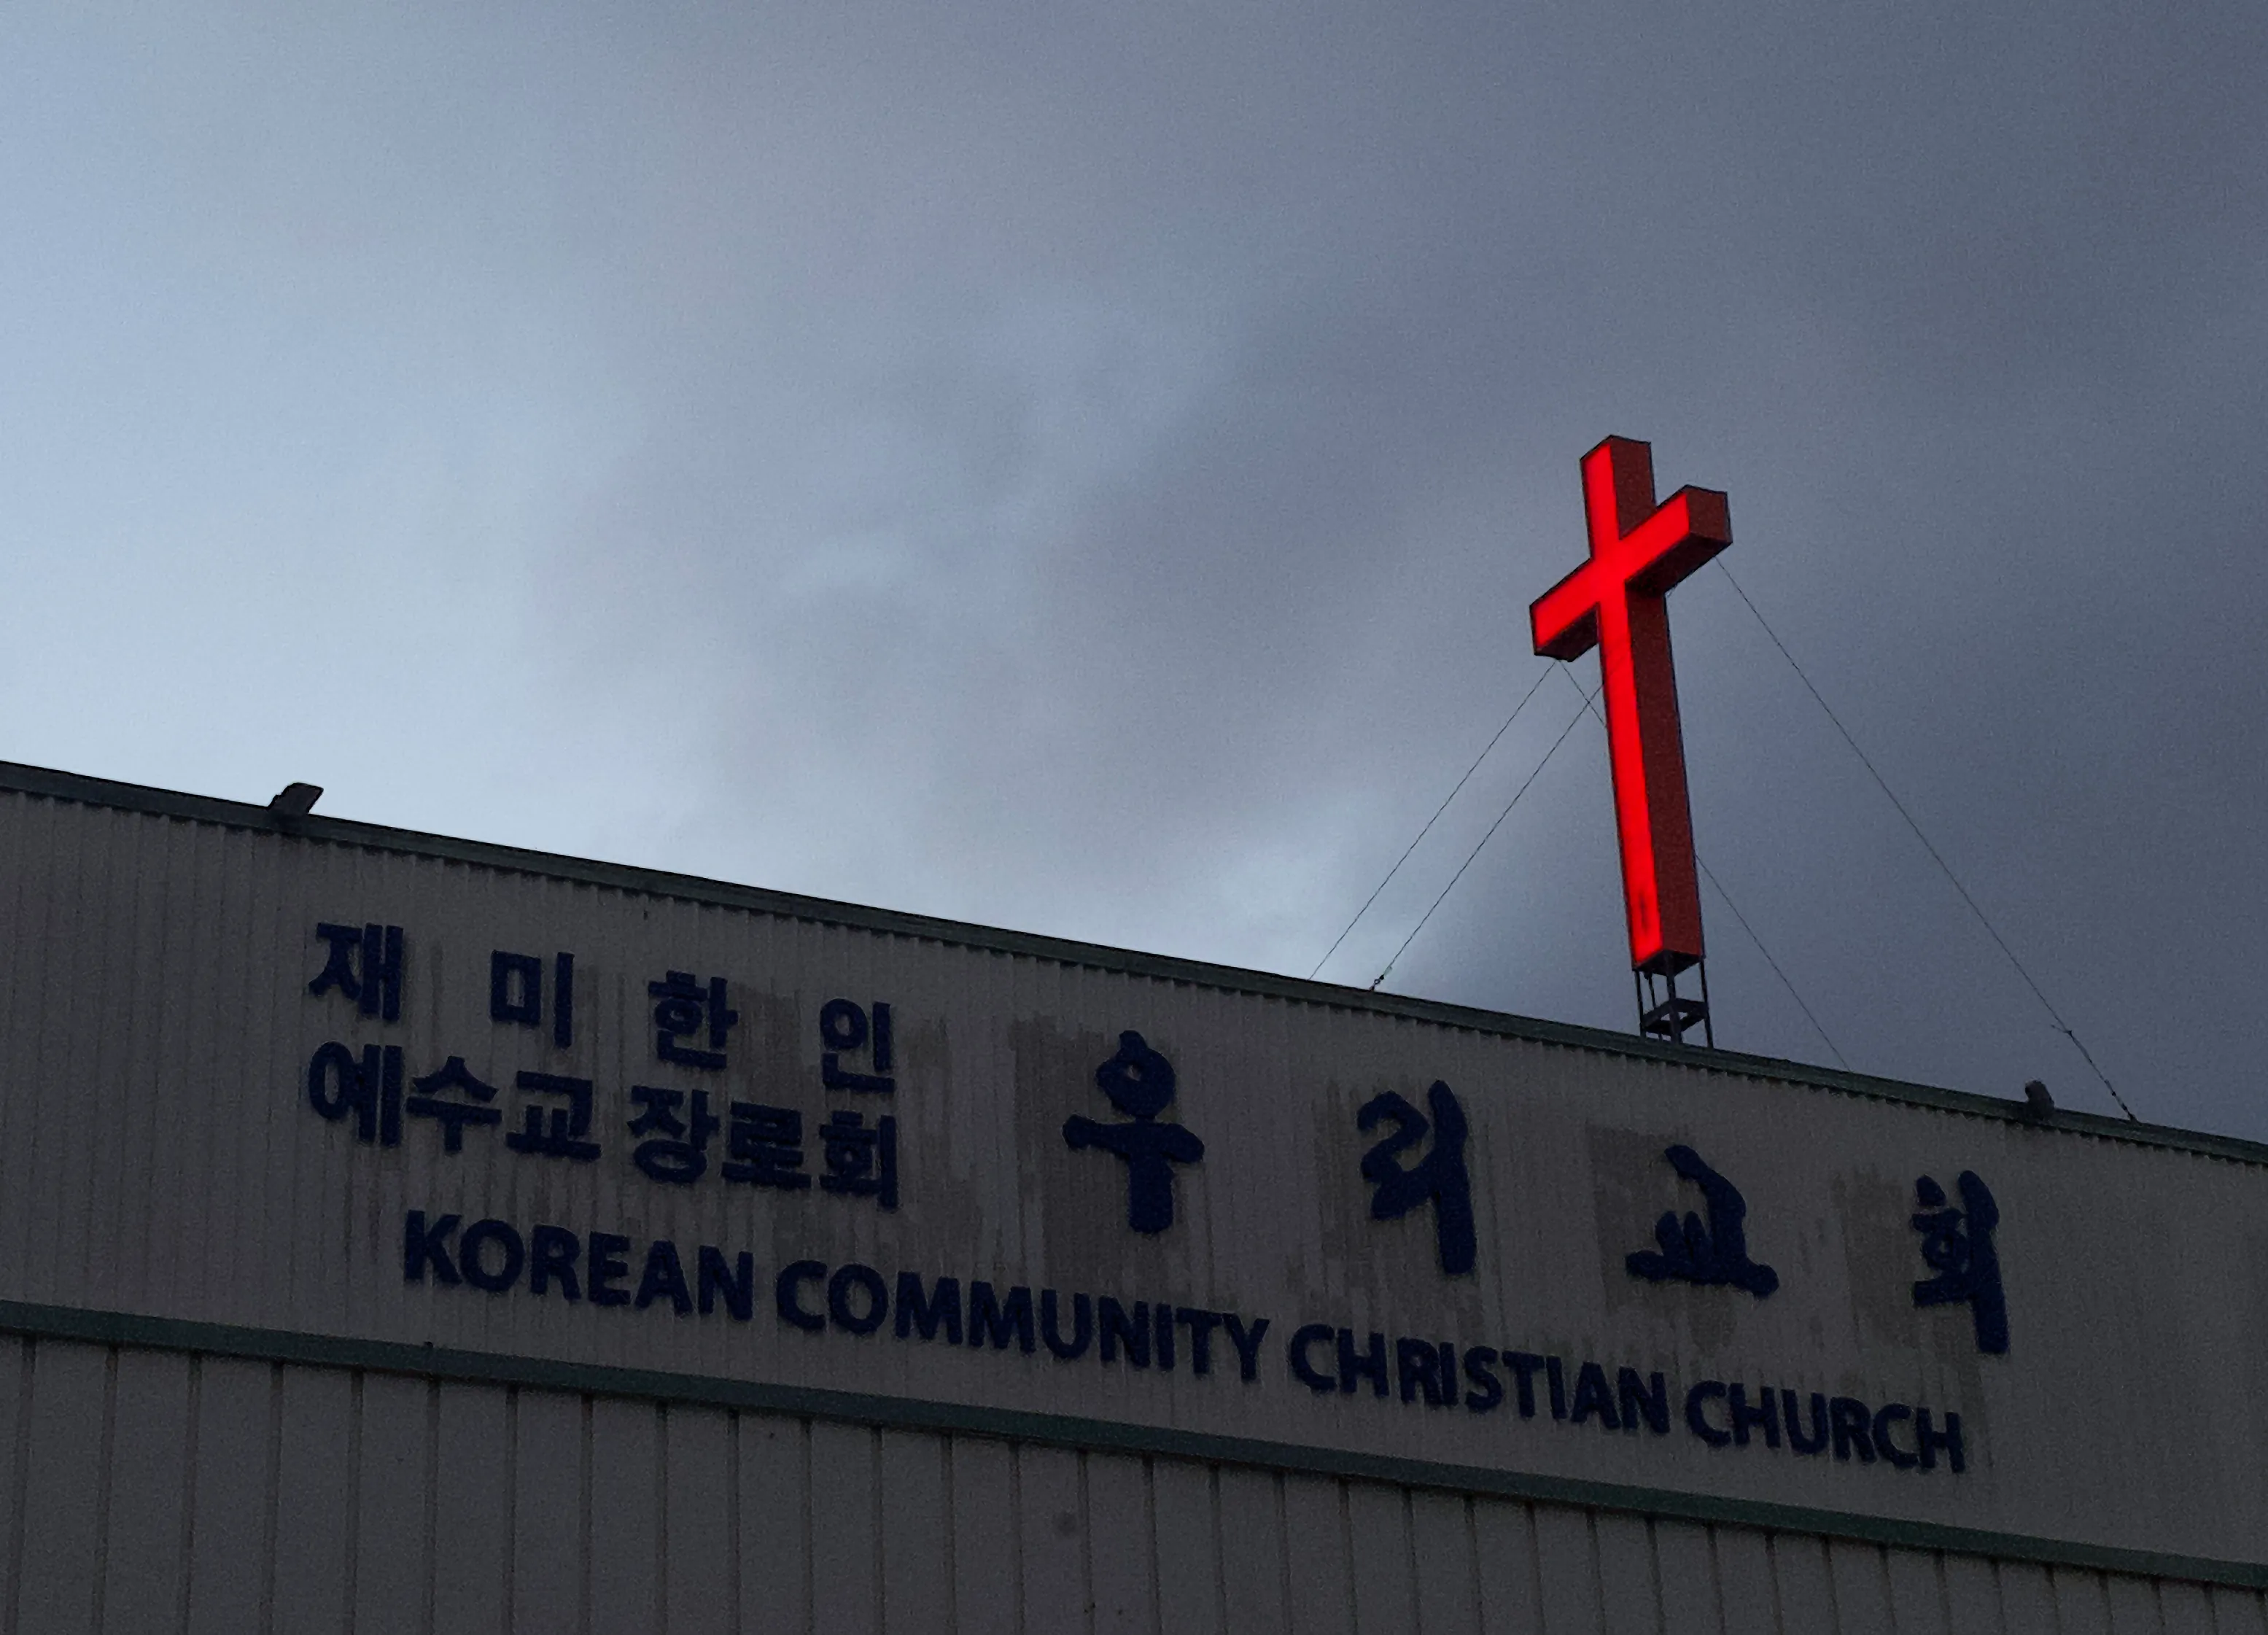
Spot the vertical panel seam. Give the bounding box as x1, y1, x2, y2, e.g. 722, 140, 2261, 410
422, 1379, 440, 1635
1009, 1428, 1025, 1635
578, 1394, 594, 1635
656, 1402, 670, 1635
503, 1387, 520, 1635
260, 1362, 283, 1635
1643, 1517, 1668, 1635
1461, 1497, 1483, 1635
177, 1351, 202, 1633
1521, 1502, 1545, 1635
799, 1417, 813, 1635
3, 1338, 31, 1635
1704, 1524, 1732, 1635
1076, 1450, 1095, 1635
653, 1397, 667, 1632
940, 1434, 958, 1635
1206, 1464, 1229, 1635
869, 1424, 885, 1635
1986, 1558, 2009, 1634
1338, 1476, 1356, 1631
724, 1411, 740, 1635
343, 1370, 363, 1635
88, 1346, 117, 1635
2080, 1564, 2110, 1631
1585, 1507, 1607, 1635
1399, 1486, 1421, 1635
1141, 1458, 1160, 1635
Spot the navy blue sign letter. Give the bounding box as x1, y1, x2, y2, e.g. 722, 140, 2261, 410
1064, 1032, 1203, 1234
1626, 1144, 1779, 1297
1912, 1171, 2008, 1354
1358, 1081, 1476, 1275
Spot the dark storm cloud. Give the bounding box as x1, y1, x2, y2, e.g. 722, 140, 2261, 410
4, 1, 2264, 1133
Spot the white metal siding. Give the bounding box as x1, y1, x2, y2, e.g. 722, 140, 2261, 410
0, 1336, 2249, 1635
4, 775, 2265, 1619
3, 788, 2265, 1574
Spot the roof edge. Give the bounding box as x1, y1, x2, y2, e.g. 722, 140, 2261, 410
4, 758, 2259, 1171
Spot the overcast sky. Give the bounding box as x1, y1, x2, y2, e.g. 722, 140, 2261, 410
4, 2, 2264, 1138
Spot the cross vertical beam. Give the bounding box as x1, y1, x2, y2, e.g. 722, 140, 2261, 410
1531, 436, 1730, 979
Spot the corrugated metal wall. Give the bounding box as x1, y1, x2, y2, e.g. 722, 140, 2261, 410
7, 785, 2266, 1577
0, 1337, 2249, 1635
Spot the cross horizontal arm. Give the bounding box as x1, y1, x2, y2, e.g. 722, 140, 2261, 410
1624, 488, 1732, 597
1530, 564, 1601, 660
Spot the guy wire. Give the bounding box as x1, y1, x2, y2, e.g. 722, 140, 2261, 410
1714, 560, 2137, 1121
1310, 664, 1556, 980
1370, 683, 1595, 992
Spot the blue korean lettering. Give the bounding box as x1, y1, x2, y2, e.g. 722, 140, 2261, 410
508, 1071, 602, 1162
648, 972, 737, 1070
1625, 1144, 1779, 1297
817, 1110, 898, 1210
308, 923, 403, 1022
307, 1041, 403, 1146
819, 998, 896, 1092
721, 1103, 809, 1189
1063, 1031, 1203, 1234
1911, 1170, 2008, 1354
492, 950, 575, 1049
407, 1055, 503, 1153
1357, 1080, 1476, 1275
627, 1086, 721, 1182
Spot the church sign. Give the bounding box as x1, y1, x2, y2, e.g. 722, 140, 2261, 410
0, 767, 2261, 1585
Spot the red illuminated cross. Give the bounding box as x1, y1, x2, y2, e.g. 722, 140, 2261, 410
1531, 437, 1731, 975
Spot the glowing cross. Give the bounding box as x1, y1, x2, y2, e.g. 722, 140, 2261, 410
1530, 436, 1730, 976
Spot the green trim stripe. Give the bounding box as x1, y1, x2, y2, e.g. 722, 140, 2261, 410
4, 758, 2265, 1172
0, 1298, 2258, 1591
